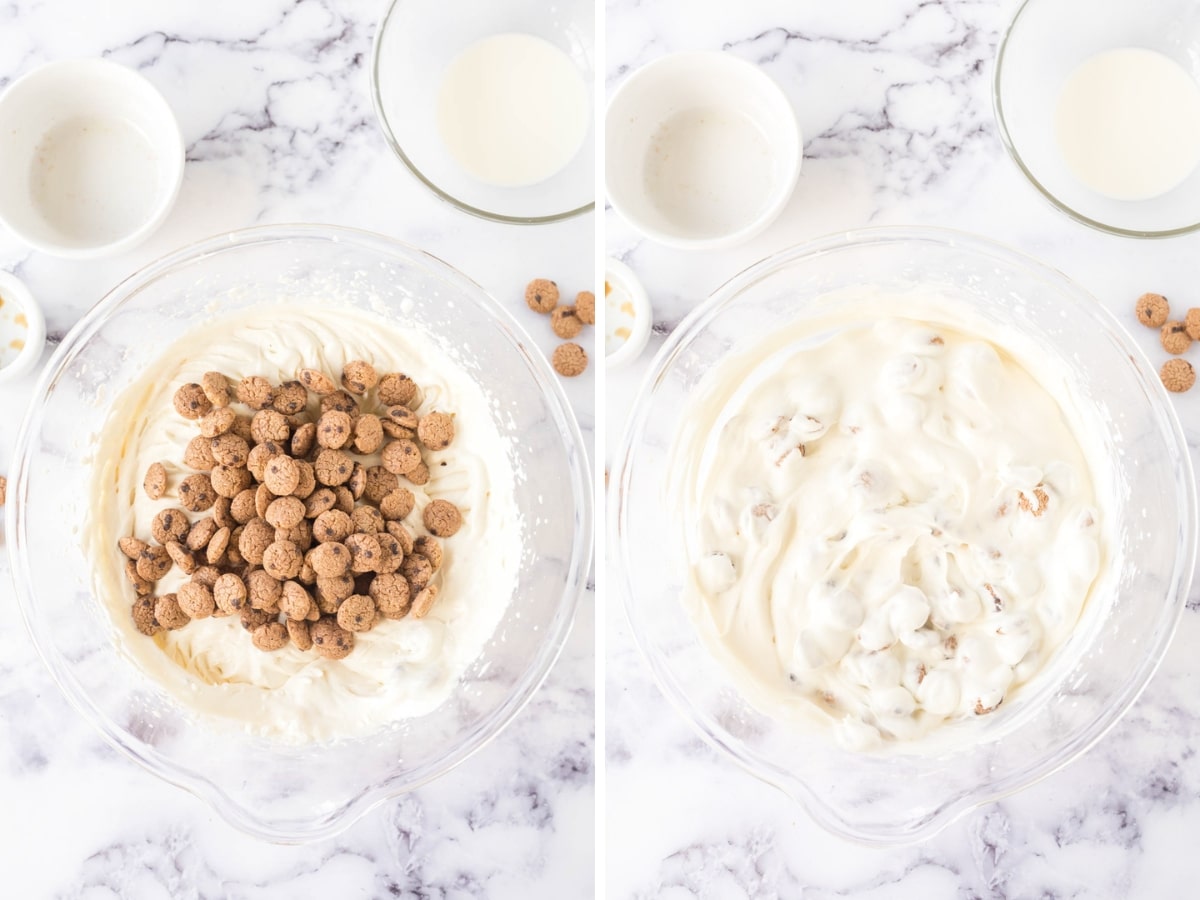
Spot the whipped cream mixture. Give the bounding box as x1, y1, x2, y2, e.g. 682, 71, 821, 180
674, 316, 1109, 748
87, 306, 521, 743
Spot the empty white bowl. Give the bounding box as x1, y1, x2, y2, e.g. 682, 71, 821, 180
0, 59, 185, 258
605, 51, 802, 250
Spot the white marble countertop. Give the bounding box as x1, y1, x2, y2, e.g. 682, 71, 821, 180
605, 0, 1200, 896
0, 0, 593, 895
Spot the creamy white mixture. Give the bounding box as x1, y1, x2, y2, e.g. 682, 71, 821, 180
87, 306, 521, 743
436, 33, 589, 187
674, 316, 1109, 749
1055, 47, 1200, 201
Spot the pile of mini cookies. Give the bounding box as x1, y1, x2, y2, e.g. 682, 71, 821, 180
1136, 292, 1200, 393
525, 278, 594, 377
120, 360, 461, 660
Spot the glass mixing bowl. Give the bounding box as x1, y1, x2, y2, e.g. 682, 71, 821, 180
7, 225, 591, 842
612, 227, 1195, 844
371, 0, 594, 224
994, 0, 1200, 237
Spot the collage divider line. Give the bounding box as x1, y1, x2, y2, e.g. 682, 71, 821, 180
593, 0, 607, 895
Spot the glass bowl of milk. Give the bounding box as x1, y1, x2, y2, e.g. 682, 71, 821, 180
996, 0, 1200, 237
371, 0, 593, 224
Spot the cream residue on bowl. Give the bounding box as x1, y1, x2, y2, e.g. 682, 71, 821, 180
86, 305, 521, 743
671, 304, 1114, 750
642, 105, 775, 238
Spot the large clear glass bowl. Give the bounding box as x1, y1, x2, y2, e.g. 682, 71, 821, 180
7, 225, 591, 842
612, 227, 1195, 844
370, 0, 594, 225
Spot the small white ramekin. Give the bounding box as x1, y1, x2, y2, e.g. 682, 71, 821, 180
605, 51, 802, 251
0, 59, 184, 259
604, 257, 652, 368
0, 270, 46, 384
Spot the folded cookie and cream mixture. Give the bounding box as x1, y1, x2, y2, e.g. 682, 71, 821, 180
672, 308, 1114, 750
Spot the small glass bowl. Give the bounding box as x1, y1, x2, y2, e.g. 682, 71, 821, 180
994, 0, 1200, 237
7, 225, 592, 842
612, 227, 1196, 844
370, 0, 594, 225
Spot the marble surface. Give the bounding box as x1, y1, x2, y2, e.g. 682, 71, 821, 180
605, 0, 1200, 897
0, 0, 593, 895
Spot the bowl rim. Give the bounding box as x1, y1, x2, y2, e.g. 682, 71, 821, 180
5, 222, 593, 843
0, 58, 185, 258
993, 0, 1200, 239
603, 49, 803, 250
368, 0, 595, 226
610, 224, 1198, 844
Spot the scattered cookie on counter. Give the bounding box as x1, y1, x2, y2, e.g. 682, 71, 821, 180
1136, 292, 1169, 327
1187, 308, 1200, 341
118, 361, 464, 656
1136, 292, 1200, 392
525, 278, 560, 314
1161, 321, 1191, 354
524, 278, 596, 377
552, 342, 588, 377
1161, 358, 1196, 393
550, 305, 583, 339
0, 474, 6, 506
575, 291, 595, 326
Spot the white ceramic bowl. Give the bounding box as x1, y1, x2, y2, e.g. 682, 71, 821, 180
604, 257, 652, 368
605, 51, 802, 250
0, 271, 45, 384
0, 59, 184, 258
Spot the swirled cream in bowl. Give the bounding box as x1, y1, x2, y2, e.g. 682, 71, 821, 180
674, 310, 1109, 750
614, 229, 1194, 843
